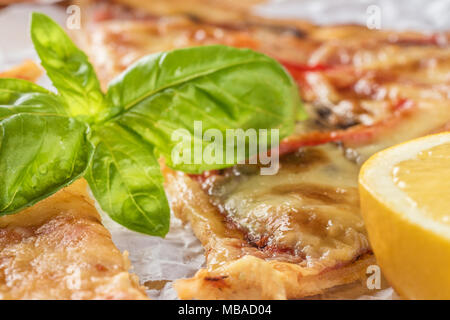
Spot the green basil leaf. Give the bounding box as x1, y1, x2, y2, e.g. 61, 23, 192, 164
0, 113, 94, 215
106, 45, 302, 173
30, 13, 106, 121
86, 123, 169, 236
0, 78, 67, 119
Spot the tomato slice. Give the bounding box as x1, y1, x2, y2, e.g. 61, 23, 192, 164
279, 60, 331, 73
278, 99, 414, 156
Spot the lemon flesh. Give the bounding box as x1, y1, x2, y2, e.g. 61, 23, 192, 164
393, 142, 450, 225
359, 133, 450, 300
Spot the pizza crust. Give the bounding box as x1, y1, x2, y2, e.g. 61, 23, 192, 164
175, 254, 374, 300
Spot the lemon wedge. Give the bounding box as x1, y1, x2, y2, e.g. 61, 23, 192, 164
359, 132, 450, 299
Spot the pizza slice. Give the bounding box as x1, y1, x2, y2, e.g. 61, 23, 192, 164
164, 143, 375, 299
75, 0, 450, 299
0, 62, 148, 300
0, 180, 148, 299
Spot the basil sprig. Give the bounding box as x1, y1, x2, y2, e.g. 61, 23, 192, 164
0, 13, 304, 236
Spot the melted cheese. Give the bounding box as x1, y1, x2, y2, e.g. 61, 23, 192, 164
202, 144, 369, 269
347, 99, 450, 163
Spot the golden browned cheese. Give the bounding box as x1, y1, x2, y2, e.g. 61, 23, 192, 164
203, 144, 369, 270
75, 0, 450, 299
0, 180, 148, 300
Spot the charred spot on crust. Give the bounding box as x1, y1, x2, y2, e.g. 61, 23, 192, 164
313, 103, 362, 130
205, 275, 229, 282
204, 276, 230, 289
185, 13, 202, 24
316, 106, 332, 119
252, 23, 308, 38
